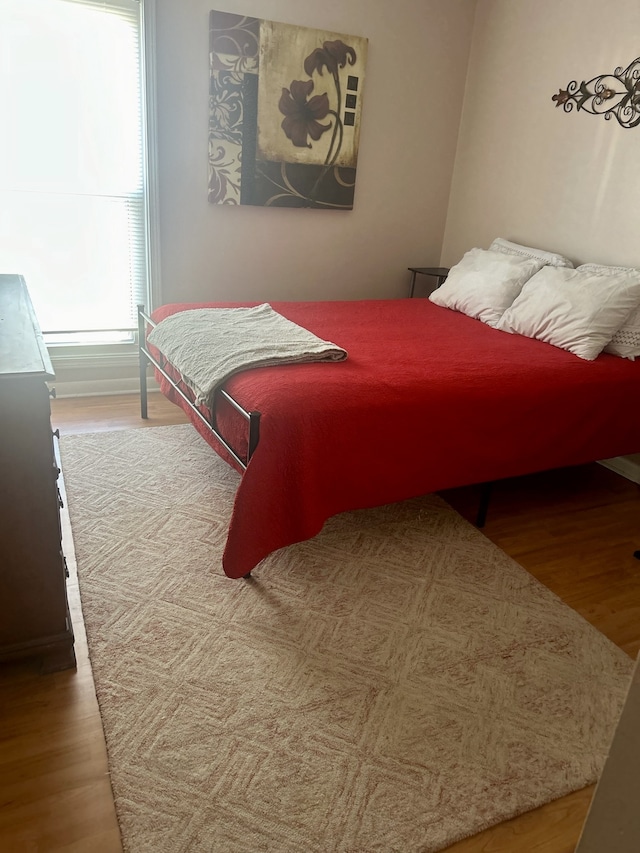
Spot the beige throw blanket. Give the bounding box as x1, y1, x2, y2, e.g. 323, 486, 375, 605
147, 303, 348, 407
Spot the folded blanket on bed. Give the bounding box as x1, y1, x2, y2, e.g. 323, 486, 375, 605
147, 303, 348, 407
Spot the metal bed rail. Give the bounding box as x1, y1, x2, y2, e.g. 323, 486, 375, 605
137, 305, 261, 471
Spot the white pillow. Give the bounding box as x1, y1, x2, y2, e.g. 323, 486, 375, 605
428, 248, 543, 327
490, 237, 574, 269
577, 263, 640, 360
496, 266, 640, 360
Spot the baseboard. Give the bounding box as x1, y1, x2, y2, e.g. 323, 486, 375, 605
52, 376, 160, 398
599, 455, 640, 485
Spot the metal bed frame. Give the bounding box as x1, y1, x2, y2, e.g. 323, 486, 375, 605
136, 305, 518, 536
138, 303, 640, 567
137, 304, 261, 472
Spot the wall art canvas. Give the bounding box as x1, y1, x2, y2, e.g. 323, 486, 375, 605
208, 11, 368, 208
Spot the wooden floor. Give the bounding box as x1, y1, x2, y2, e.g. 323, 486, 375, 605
1, 392, 639, 853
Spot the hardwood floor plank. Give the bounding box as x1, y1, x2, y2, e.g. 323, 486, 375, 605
0, 392, 638, 851
446, 787, 595, 853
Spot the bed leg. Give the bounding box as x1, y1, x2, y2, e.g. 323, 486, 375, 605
137, 304, 148, 420
247, 411, 261, 462
476, 481, 493, 528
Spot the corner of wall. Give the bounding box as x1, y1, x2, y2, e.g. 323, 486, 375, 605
438, 0, 481, 267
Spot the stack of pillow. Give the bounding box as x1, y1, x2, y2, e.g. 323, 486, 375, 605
429, 237, 640, 361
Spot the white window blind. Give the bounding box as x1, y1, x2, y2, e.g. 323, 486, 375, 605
0, 0, 149, 343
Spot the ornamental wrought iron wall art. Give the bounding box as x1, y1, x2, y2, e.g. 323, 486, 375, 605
208, 11, 368, 208
552, 56, 640, 128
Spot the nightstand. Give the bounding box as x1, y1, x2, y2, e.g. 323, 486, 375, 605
408, 267, 449, 298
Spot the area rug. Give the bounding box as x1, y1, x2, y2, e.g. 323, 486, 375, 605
59, 424, 632, 853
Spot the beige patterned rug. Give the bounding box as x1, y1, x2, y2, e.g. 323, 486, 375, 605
60, 424, 632, 853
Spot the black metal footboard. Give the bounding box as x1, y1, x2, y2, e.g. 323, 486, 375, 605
137, 305, 261, 471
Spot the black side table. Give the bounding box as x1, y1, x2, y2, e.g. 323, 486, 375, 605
408, 267, 449, 298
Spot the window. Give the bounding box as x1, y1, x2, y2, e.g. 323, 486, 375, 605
0, 0, 151, 344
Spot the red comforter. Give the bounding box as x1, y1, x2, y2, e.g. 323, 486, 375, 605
152, 299, 640, 578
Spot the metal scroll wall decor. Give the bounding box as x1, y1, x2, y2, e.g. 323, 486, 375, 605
552, 56, 640, 128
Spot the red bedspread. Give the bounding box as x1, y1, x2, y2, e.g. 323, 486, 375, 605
152, 299, 640, 578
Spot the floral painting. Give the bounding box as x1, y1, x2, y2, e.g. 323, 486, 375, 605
208, 11, 368, 208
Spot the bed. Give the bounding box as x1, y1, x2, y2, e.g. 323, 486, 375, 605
139, 291, 640, 580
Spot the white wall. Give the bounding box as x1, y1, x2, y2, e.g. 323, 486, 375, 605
153, 0, 476, 304
441, 0, 640, 269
